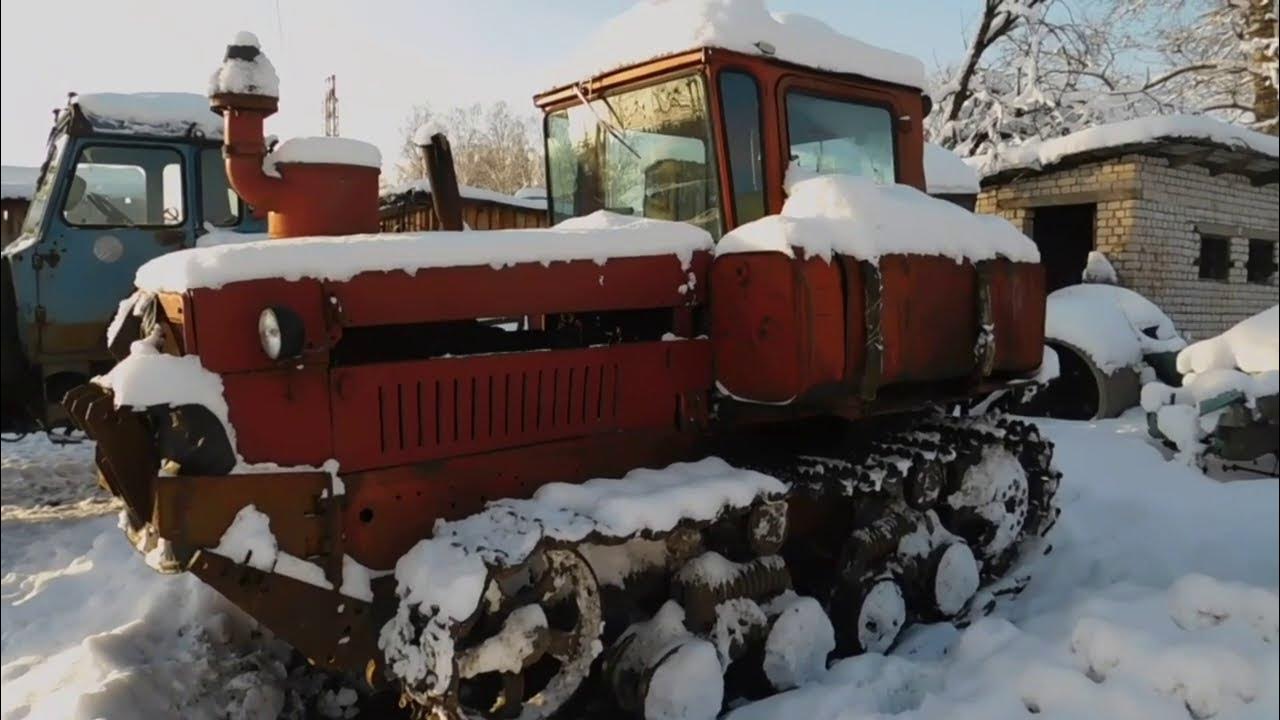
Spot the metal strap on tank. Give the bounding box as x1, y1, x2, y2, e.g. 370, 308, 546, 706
861, 261, 884, 400
974, 261, 997, 379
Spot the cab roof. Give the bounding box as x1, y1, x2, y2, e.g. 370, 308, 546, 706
66, 92, 223, 140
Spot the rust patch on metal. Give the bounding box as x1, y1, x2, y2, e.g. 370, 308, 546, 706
63, 383, 158, 526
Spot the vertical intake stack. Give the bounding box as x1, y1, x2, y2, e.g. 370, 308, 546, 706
208, 32, 381, 238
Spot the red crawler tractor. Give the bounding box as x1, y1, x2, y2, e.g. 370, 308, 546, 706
67, 21, 1057, 720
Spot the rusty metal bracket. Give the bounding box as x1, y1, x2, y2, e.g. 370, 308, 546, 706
190, 550, 383, 679
860, 262, 884, 401
974, 262, 997, 380
64, 383, 159, 528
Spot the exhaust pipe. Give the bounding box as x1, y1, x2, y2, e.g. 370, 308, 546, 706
416, 131, 464, 231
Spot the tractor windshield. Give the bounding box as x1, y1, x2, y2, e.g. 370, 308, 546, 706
20, 135, 68, 238
546, 74, 722, 238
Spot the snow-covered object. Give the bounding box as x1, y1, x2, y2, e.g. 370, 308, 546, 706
763, 594, 835, 690
134, 211, 712, 291
645, 638, 724, 720
1046, 284, 1185, 373
379, 457, 784, 698
924, 143, 980, 195
74, 92, 224, 139
553, 0, 927, 92
381, 178, 545, 211
933, 543, 981, 616
972, 114, 1280, 179
717, 170, 1038, 264
262, 137, 381, 178
95, 340, 236, 445
207, 31, 280, 98
211, 505, 278, 571
1177, 305, 1279, 375
856, 580, 906, 653
1082, 251, 1118, 284
1143, 369, 1280, 414
1, 165, 39, 201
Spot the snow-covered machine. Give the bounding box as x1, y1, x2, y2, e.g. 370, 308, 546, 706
66, 6, 1060, 718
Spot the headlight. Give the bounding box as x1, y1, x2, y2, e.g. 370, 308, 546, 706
258, 305, 305, 360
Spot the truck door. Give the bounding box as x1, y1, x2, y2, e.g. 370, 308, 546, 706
32, 140, 194, 358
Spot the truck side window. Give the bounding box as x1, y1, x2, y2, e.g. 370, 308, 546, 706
786, 92, 895, 184
719, 71, 766, 226
62, 145, 185, 227
200, 147, 240, 227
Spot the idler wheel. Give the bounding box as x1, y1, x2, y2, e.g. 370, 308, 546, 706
452, 548, 603, 720
904, 458, 945, 510
832, 577, 906, 654
928, 542, 980, 617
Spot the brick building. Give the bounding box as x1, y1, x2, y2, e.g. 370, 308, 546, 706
975, 117, 1278, 339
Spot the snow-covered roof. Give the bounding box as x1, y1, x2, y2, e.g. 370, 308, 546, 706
134, 211, 709, 292
973, 115, 1280, 183
546, 0, 927, 94
381, 178, 546, 211
924, 143, 979, 195
717, 168, 1038, 264
73, 93, 222, 139
1, 165, 40, 201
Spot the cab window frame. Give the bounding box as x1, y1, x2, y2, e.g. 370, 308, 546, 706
59, 142, 188, 230
777, 75, 903, 186
715, 67, 769, 229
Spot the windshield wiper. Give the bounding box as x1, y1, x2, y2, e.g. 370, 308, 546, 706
574, 83, 641, 160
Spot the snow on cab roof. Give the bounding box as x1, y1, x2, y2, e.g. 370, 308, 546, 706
547, 0, 927, 93
380, 178, 547, 212
972, 114, 1280, 182
134, 211, 711, 292
74, 92, 223, 139
1, 165, 40, 201
924, 143, 980, 195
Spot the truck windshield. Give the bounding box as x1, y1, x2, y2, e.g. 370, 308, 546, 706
546, 75, 722, 237
19, 135, 68, 238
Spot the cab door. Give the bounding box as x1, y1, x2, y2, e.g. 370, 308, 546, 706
32, 139, 195, 359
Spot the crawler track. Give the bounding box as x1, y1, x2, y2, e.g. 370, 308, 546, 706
387, 411, 1061, 719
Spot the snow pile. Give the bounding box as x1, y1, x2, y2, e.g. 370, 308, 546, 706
207, 31, 279, 98
135, 211, 712, 291
0, 433, 116, 523
1082, 250, 1118, 284
1, 165, 39, 201
924, 143, 980, 195
552, 0, 927, 92
263, 137, 381, 177
1178, 305, 1279, 376
972, 114, 1280, 178
379, 457, 785, 698
381, 177, 545, 211
1046, 284, 1186, 372
717, 169, 1038, 264
74, 92, 224, 139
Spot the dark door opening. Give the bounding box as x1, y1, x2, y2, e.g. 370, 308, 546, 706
1032, 203, 1096, 292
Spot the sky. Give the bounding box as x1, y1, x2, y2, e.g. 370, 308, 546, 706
0, 0, 977, 175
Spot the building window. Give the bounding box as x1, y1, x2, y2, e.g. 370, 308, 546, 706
1247, 239, 1276, 284
1198, 235, 1230, 281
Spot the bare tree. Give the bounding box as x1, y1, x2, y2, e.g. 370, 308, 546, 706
395, 102, 544, 193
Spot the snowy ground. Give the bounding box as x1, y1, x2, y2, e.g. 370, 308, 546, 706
2, 413, 1276, 720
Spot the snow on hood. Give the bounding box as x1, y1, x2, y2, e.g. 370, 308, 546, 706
548, 0, 927, 93
1046, 284, 1186, 373
1177, 305, 1279, 376
971, 114, 1280, 179
74, 92, 223, 139
1, 165, 40, 201
924, 143, 979, 195
381, 178, 546, 211
134, 211, 712, 291
717, 168, 1038, 264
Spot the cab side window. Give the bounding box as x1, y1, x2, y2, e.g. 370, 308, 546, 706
200, 147, 240, 227
786, 92, 896, 184
719, 71, 767, 226
62, 145, 184, 227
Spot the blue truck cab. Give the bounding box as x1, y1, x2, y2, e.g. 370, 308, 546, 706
1, 92, 264, 430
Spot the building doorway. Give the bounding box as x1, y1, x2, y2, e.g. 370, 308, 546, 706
1032, 204, 1096, 292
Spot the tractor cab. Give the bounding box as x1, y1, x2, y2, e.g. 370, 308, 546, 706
1, 93, 264, 429
535, 47, 928, 237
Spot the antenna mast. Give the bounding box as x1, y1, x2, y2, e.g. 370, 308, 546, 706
323, 75, 339, 137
